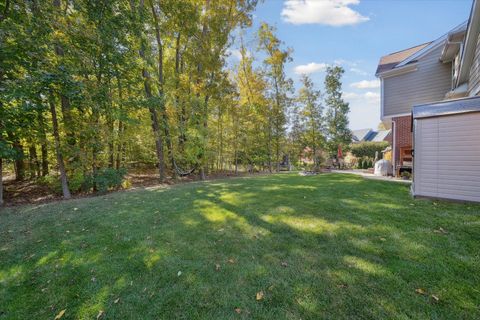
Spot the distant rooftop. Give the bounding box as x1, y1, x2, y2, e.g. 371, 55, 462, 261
352, 128, 391, 143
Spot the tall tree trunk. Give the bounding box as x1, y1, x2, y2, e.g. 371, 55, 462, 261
0, 158, 3, 207
150, 0, 176, 178
131, 0, 165, 182
53, 0, 76, 157
174, 32, 187, 151
29, 145, 40, 178
11, 138, 24, 181
37, 110, 49, 176
116, 120, 124, 170
115, 71, 125, 170
49, 98, 71, 199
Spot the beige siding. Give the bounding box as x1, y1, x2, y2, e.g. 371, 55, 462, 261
383, 45, 452, 117
414, 112, 480, 202
468, 33, 480, 95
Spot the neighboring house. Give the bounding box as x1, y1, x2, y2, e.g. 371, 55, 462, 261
377, 0, 480, 202
351, 128, 391, 143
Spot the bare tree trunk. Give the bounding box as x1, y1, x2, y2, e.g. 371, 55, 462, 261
174, 32, 187, 151
29, 145, 40, 178
115, 72, 125, 170
49, 98, 71, 199
0, 158, 3, 206
37, 111, 49, 176
116, 120, 124, 170
11, 138, 24, 181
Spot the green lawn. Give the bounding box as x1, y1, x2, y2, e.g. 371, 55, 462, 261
1, 173, 479, 319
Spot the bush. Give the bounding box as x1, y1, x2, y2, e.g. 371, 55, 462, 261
350, 141, 389, 159
38, 172, 87, 194
86, 168, 127, 193
39, 168, 127, 194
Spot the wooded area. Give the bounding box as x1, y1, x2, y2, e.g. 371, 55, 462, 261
0, 0, 351, 205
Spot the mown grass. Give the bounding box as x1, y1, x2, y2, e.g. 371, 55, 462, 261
0, 173, 479, 319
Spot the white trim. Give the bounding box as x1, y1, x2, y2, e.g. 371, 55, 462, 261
392, 119, 396, 173
457, 1, 480, 87
379, 64, 417, 78
380, 78, 384, 119
383, 112, 411, 119
397, 21, 467, 68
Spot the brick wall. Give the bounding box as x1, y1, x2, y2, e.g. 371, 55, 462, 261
392, 115, 412, 168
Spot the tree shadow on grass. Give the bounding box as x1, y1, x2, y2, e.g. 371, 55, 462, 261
0, 173, 479, 319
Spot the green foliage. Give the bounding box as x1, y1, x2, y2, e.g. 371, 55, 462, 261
39, 172, 86, 194
350, 141, 389, 159
324, 66, 351, 155
39, 168, 126, 194
86, 168, 127, 193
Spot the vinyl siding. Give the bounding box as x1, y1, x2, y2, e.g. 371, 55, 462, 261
413, 112, 480, 202
468, 33, 480, 96
383, 45, 452, 117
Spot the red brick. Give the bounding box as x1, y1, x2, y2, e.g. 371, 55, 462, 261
392, 115, 412, 168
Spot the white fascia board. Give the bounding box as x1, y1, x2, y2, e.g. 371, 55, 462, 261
383, 112, 412, 119
378, 64, 417, 78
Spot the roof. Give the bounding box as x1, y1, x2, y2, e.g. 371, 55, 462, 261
351, 128, 391, 142
413, 95, 480, 119
375, 42, 432, 75
371, 130, 391, 142
352, 128, 373, 142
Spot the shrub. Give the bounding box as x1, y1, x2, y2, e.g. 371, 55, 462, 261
350, 141, 389, 159
86, 168, 127, 193
38, 171, 88, 194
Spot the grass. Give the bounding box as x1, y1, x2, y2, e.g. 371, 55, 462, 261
0, 173, 479, 319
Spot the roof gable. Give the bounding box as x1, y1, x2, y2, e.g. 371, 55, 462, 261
375, 42, 431, 75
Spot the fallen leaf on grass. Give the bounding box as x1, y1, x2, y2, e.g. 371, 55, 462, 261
256, 291, 264, 301
227, 258, 235, 264
431, 294, 440, 303
379, 237, 387, 241
114, 298, 120, 304
433, 227, 448, 234
177, 271, 182, 277
415, 288, 426, 295
54, 309, 66, 320
96, 310, 104, 319
234, 308, 241, 314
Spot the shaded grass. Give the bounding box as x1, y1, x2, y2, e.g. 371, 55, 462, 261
0, 173, 479, 319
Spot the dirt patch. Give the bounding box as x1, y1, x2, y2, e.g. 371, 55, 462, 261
1, 169, 271, 207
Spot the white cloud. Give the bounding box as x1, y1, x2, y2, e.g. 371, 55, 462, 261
294, 62, 328, 75
334, 59, 357, 67
281, 0, 369, 26
343, 90, 381, 130
349, 67, 368, 76
350, 79, 380, 89
226, 48, 251, 61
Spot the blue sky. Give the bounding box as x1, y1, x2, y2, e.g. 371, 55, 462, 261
229, 0, 472, 130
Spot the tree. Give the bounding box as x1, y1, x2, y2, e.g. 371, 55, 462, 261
297, 75, 324, 168
324, 66, 351, 156
257, 23, 293, 171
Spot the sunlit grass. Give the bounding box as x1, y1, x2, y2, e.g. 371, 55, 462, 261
0, 173, 479, 319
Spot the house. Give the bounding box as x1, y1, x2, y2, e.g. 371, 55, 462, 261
377, 0, 480, 202
351, 128, 391, 143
